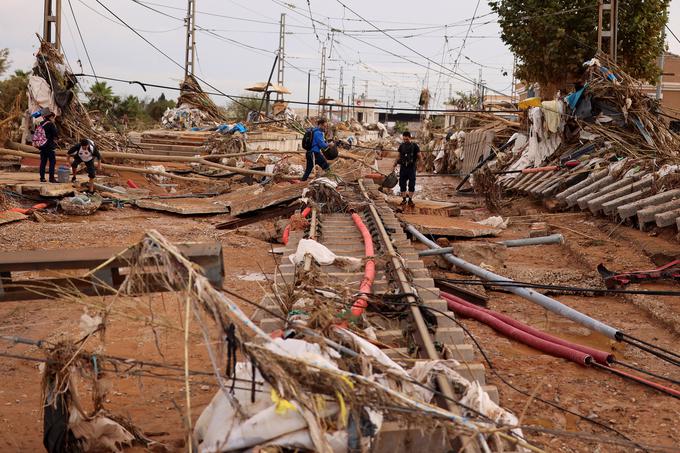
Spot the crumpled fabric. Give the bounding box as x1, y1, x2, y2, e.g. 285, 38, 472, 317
28, 75, 61, 118
541, 100, 563, 134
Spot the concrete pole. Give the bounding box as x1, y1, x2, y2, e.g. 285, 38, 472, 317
307, 70, 311, 118
43, 0, 62, 49
276, 13, 286, 101
184, 0, 196, 77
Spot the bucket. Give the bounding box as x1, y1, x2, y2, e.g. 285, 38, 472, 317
57, 165, 70, 183
322, 144, 338, 161
381, 171, 398, 189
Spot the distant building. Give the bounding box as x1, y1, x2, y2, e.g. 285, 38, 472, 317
640, 52, 680, 125
352, 95, 379, 124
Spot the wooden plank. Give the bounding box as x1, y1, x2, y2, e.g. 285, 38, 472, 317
221, 182, 304, 216
386, 196, 460, 216
135, 197, 229, 215
401, 214, 502, 237
0, 243, 222, 272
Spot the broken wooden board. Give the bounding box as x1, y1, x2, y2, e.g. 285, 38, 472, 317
0, 211, 28, 225
220, 182, 303, 216
0, 171, 87, 197
135, 197, 228, 215
387, 197, 460, 217
401, 214, 502, 237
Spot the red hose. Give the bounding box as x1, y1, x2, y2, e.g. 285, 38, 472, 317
445, 297, 592, 365
282, 207, 311, 245
599, 365, 680, 398
350, 212, 375, 317
441, 292, 614, 365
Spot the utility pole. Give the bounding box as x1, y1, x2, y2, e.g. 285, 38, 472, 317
276, 13, 286, 101
351, 76, 356, 119
318, 44, 327, 116
43, 0, 62, 49
307, 70, 311, 118
477, 68, 484, 110
338, 66, 344, 121
597, 0, 618, 62
184, 0, 197, 78
656, 29, 666, 101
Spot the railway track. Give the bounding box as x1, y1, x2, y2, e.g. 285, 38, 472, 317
253, 178, 514, 452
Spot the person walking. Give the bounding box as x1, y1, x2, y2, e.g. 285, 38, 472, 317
33, 107, 58, 183
67, 138, 102, 193
393, 131, 420, 205
301, 118, 331, 181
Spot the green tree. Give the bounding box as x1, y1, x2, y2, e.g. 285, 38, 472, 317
226, 94, 262, 121
0, 48, 9, 77
447, 91, 480, 110
489, 0, 670, 93
145, 93, 175, 121
85, 81, 118, 113
0, 70, 29, 114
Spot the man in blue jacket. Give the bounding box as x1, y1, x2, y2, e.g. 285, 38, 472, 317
301, 118, 331, 181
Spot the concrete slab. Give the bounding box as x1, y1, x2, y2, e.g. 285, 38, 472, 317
401, 214, 501, 238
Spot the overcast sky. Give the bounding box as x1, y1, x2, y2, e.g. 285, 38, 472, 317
3, 0, 680, 111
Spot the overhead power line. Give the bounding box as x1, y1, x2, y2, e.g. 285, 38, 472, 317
66, 0, 98, 80
74, 72, 521, 114
452, 0, 481, 71
333, 0, 510, 97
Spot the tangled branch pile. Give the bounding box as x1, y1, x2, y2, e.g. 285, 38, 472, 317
177, 74, 226, 123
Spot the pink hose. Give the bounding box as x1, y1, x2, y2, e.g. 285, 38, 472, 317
282, 207, 311, 245
441, 292, 613, 365
445, 296, 592, 366
350, 212, 375, 317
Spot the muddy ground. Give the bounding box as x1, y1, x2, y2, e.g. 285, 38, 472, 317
1, 171, 679, 452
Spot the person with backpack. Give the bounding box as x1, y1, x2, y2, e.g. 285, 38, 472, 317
33, 107, 58, 183
67, 138, 102, 193
300, 118, 331, 181
393, 131, 420, 205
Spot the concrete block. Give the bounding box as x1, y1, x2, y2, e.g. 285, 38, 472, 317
617, 188, 680, 219
566, 175, 614, 207
556, 168, 608, 200
443, 343, 475, 362
577, 176, 643, 210
434, 326, 465, 344
655, 208, 680, 228
586, 176, 653, 214
602, 188, 653, 215
529, 222, 550, 237
454, 362, 486, 384
638, 198, 680, 225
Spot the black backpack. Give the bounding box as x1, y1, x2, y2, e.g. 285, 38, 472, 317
302, 128, 314, 151
400, 143, 418, 167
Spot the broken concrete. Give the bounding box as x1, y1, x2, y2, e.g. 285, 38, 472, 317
617, 188, 680, 220
402, 214, 502, 238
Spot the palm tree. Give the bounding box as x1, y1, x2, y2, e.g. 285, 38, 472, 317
85, 81, 117, 112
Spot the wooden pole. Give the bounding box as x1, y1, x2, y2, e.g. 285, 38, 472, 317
7, 141, 296, 179
0, 148, 215, 183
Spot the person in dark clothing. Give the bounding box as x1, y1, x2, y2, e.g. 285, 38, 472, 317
301, 118, 331, 181
35, 107, 58, 183
68, 138, 102, 192
393, 131, 420, 205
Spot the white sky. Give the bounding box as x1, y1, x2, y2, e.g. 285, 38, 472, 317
3, 0, 680, 111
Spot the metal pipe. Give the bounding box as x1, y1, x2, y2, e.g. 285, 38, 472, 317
417, 234, 564, 257
407, 224, 620, 339
500, 234, 564, 247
